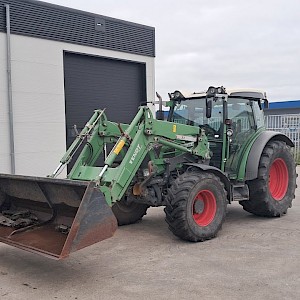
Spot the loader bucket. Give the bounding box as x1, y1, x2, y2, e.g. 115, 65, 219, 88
0, 174, 117, 260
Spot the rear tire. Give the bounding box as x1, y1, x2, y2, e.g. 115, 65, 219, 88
165, 171, 227, 242
112, 197, 149, 226
240, 140, 297, 217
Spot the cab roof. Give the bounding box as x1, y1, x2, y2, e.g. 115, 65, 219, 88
178, 89, 267, 100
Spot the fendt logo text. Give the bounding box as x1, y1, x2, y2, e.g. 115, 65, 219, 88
129, 144, 142, 164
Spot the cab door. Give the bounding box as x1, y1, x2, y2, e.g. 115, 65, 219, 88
225, 98, 257, 176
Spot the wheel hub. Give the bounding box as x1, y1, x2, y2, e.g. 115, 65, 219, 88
194, 200, 204, 214
269, 158, 289, 201
192, 190, 217, 227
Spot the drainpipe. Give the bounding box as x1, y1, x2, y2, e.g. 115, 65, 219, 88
5, 4, 15, 174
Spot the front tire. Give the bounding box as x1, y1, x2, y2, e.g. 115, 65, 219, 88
240, 140, 297, 217
165, 171, 227, 242
112, 197, 149, 226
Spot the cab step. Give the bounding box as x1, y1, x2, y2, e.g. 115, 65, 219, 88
232, 184, 249, 201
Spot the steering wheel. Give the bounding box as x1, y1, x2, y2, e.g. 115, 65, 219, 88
199, 124, 218, 136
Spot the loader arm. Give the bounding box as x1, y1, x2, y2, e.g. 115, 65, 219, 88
68, 106, 210, 205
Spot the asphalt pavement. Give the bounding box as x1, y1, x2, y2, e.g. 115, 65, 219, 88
0, 167, 299, 300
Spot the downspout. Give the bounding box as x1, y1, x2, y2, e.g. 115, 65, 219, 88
5, 4, 15, 174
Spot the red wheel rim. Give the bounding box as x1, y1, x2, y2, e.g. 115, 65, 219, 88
192, 190, 217, 226
269, 158, 289, 201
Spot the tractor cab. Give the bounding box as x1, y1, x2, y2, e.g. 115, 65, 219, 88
167, 86, 268, 177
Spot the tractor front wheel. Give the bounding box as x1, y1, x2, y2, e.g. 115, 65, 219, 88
240, 140, 297, 217
165, 171, 227, 242
112, 197, 149, 226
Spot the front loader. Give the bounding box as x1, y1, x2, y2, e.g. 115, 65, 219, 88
0, 86, 297, 259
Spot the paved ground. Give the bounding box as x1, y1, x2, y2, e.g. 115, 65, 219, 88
0, 167, 299, 300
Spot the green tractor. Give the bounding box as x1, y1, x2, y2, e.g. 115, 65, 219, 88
0, 86, 297, 259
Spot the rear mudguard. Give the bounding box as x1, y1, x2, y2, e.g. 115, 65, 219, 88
244, 131, 294, 181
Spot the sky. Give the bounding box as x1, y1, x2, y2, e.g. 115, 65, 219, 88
45, 0, 300, 102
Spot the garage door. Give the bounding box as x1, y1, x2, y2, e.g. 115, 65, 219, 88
63, 52, 146, 169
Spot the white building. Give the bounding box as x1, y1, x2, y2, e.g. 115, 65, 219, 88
0, 0, 155, 176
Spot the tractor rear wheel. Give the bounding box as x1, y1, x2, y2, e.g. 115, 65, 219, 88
112, 197, 149, 226
240, 140, 297, 217
165, 171, 227, 242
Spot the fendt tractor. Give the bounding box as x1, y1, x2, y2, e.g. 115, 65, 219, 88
0, 86, 297, 260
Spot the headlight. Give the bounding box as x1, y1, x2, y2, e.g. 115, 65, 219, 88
226, 129, 233, 137
168, 90, 185, 100
206, 86, 226, 97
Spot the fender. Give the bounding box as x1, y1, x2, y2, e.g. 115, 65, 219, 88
244, 131, 294, 181
184, 163, 231, 200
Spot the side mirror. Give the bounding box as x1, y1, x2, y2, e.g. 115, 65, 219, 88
206, 98, 212, 118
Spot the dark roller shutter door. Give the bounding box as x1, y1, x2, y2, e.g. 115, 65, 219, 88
63, 52, 146, 169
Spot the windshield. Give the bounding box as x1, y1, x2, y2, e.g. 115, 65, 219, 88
171, 97, 223, 138
170, 96, 263, 138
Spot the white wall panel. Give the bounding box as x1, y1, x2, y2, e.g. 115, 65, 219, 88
0, 118, 10, 155
14, 122, 65, 154
15, 151, 66, 177
11, 62, 64, 94
11, 36, 63, 66
12, 93, 65, 123
0, 91, 9, 121
0, 34, 7, 93
0, 155, 10, 174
